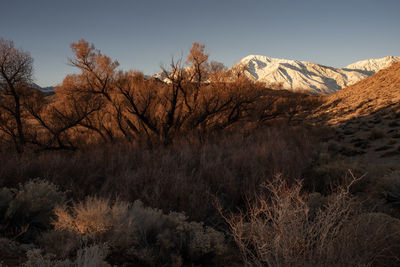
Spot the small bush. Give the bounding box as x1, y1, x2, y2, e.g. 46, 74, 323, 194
40, 229, 82, 259
387, 138, 397, 145
379, 170, 400, 206
392, 130, 400, 138
326, 140, 340, 153
0, 188, 13, 217
23, 244, 109, 267
51, 197, 229, 266
0, 179, 65, 242
0, 237, 27, 266
303, 153, 366, 193
339, 212, 400, 265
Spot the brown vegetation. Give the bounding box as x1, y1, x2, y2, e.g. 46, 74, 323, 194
1, 37, 400, 266
225, 176, 400, 266
0, 39, 317, 152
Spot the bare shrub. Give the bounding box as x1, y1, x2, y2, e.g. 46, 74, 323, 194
225, 175, 400, 266
338, 212, 400, 266
23, 244, 109, 267
377, 170, 400, 205
303, 153, 366, 193
0, 237, 27, 266
0, 179, 65, 242
51, 197, 229, 266
75, 244, 109, 267
23, 249, 72, 267
40, 230, 82, 260
0, 188, 13, 216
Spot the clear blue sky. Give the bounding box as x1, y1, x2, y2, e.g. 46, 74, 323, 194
1, 0, 399, 87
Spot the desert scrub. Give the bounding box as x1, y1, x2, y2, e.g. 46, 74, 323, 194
303, 153, 366, 193
50, 197, 229, 266
369, 128, 385, 140
387, 138, 397, 145
378, 170, 400, 206
22, 244, 109, 267
0, 237, 27, 266
0, 179, 65, 242
0, 124, 321, 225
326, 140, 340, 153
225, 175, 400, 266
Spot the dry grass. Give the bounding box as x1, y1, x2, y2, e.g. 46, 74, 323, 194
0, 124, 321, 224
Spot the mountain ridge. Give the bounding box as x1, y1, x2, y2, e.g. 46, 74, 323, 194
234, 55, 400, 95
30, 83, 55, 94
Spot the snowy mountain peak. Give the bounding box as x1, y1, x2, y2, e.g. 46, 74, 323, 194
344, 56, 400, 73
234, 55, 399, 95
239, 55, 307, 69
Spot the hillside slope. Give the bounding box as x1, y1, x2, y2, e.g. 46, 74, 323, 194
311, 62, 400, 162
316, 62, 400, 124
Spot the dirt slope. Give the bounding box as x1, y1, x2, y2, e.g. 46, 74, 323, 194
308, 62, 400, 172
315, 62, 400, 124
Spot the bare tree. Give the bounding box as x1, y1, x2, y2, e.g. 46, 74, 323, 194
44, 40, 271, 147
67, 39, 119, 101
24, 89, 104, 151
57, 39, 121, 142
113, 42, 269, 145
0, 38, 33, 152
186, 42, 209, 86
114, 70, 162, 142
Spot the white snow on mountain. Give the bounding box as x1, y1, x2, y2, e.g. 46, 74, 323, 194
234, 55, 400, 95
344, 56, 400, 73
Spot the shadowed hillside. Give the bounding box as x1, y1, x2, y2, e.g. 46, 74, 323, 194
309, 63, 400, 162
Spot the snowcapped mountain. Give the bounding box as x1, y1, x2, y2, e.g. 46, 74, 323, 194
344, 56, 400, 73
234, 55, 400, 95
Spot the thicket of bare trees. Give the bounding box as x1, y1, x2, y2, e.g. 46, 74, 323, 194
0, 38, 318, 152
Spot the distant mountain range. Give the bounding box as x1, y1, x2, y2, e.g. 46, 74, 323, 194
234, 56, 400, 95
31, 56, 400, 96
30, 83, 55, 95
